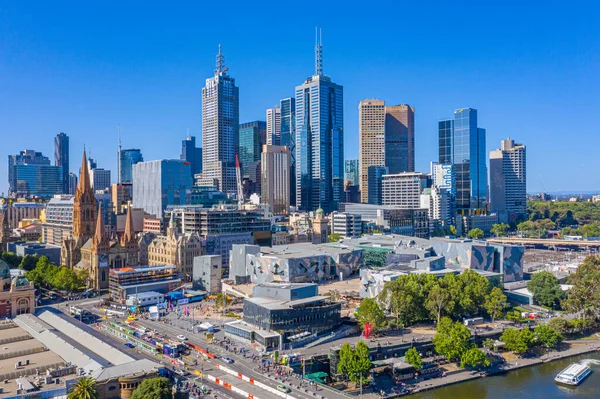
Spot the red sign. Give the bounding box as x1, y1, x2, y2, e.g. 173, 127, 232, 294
364, 322, 373, 339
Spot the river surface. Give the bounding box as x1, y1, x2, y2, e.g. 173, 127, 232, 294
411, 352, 600, 399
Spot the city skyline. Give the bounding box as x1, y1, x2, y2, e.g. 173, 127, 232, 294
1, 2, 599, 195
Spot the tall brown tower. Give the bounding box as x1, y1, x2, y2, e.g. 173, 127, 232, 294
73, 149, 97, 240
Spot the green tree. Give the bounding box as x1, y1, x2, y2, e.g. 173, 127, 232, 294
547, 317, 570, 336
505, 310, 522, 323
356, 297, 386, 332
68, 376, 98, 399
426, 284, 451, 323
1, 251, 21, 268
500, 328, 533, 354
449, 225, 457, 236
378, 275, 425, 326
337, 341, 372, 385
328, 233, 342, 243
18, 254, 38, 271
490, 223, 509, 237
405, 347, 422, 370
563, 255, 600, 320
52, 267, 81, 292
484, 287, 507, 323
460, 348, 490, 368
534, 323, 563, 348
131, 377, 172, 399
457, 270, 490, 317
527, 271, 563, 308
482, 338, 496, 351
433, 317, 473, 362
467, 228, 484, 240
214, 293, 231, 312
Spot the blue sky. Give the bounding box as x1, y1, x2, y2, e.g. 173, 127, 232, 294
1, 1, 599, 195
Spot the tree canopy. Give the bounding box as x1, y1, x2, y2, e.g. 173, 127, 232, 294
563, 255, 600, 320
490, 223, 509, 237
500, 328, 534, 354
467, 228, 484, 240
432, 317, 473, 363
337, 341, 372, 384
356, 298, 386, 332
460, 348, 490, 368
484, 287, 507, 323
405, 347, 422, 370
527, 271, 563, 308
68, 377, 98, 399
131, 377, 172, 399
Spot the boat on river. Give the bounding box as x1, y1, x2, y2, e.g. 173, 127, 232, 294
554, 362, 592, 386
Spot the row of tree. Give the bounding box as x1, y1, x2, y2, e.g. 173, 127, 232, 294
25, 256, 87, 293
498, 322, 563, 354
433, 317, 490, 368
369, 270, 507, 328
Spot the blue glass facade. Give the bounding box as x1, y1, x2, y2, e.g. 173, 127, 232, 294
180, 137, 202, 180
119, 149, 143, 183
54, 133, 69, 193
239, 121, 266, 178
280, 97, 296, 206
132, 160, 191, 218
367, 165, 388, 205
438, 108, 487, 212
295, 75, 344, 213
14, 164, 63, 197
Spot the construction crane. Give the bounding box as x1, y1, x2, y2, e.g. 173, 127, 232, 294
235, 154, 244, 208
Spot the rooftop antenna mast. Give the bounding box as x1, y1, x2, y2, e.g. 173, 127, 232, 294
215, 44, 228, 75
315, 27, 323, 76
117, 124, 122, 184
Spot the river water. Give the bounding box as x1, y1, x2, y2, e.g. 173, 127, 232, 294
411, 352, 600, 399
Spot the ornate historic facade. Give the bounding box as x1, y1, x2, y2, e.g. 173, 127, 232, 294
141, 213, 202, 278
61, 149, 97, 268
78, 204, 139, 290
0, 260, 35, 318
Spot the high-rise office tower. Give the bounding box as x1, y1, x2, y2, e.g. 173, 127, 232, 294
119, 149, 143, 184
382, 172, 430, 208
367, 166, 388, 205
385, 104, 414, 173
90, 168, 111, 192
280, 97, 296, 205
359, 100, 415, 203
68, 173, 78, 195
295, 31, 344, 213
54, 132, 69, 193
266, 106, 281, 145
261, 145, 290, 215
359, 100, 385, 203
344, 160, 359, 186
490, 138, 526, 223
200, 45, 239, 195
7, 150, 63, 197
239, 121, 266, 178
132, 160, 191, 218
438, 108, 487, 212
180, 136, 202, 180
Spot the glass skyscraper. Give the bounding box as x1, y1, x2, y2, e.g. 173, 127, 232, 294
119, 148, 143, 183
54, 132, 69, 193
344, 160, 359, 186
438, 108, 487, 212
295, 36, 344, 213
180, 136, 202, 181
200, 46, 239, 195
280, 97, 296, 205
239, 121, 266, 178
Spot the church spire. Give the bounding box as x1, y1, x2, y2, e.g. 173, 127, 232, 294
93, 204, 105, 245
78, 148, 91, 193
121, 201, 135, 246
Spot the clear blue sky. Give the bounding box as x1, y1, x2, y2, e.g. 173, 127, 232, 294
1, 1, 598, 195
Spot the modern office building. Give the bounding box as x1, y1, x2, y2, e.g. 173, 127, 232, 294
367, 166, 388, 205
111, 183, 132, 214
490, 138, 527, 223
180, 136, 202, 180
192, 255, 222, 294
420, 187, 453, 228
42, 195, 74, 246
8, 150, 63, 197
199, 46, 239, 195
239, 121, 266, 178
382, 172, 430, 208
439, 108, 487, 211
261, 145, 290, 215
119, 148, 143, 184
295, 34, 344, 213
344, 159, 359, 186
190, 185, 233, 208
90, 167, 111, 191
132, 160, 191, 218
431, 162, 456, 197
54, 132, 69, 193
385, 104, 415, 174
338, 203, 429, 238
108, 265, 180, 304
359, 99, 385, 203
266, 106, 281, 145
68, 172, 78, 195
359, 100, 415, 203
280, 97, 296, 206
331, 212, 362, 238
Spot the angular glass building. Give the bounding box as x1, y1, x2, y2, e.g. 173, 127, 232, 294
438, 108, 487, 212
280, 97, 296, 205
180, 136, 202, 180
295, 35, 344, 213
54, 132, 69, 193
239, 121, 266, 178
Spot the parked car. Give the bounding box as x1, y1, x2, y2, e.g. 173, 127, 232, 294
222, 356, 234, 364
177, 335, 188, 341
277, 385, 291, 393
124, 342, 135, 348
174, 368, 189, 376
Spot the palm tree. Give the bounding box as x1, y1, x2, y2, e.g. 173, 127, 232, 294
68, 377, 98, 399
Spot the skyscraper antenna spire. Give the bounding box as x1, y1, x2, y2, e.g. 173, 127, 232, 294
315, 27, 323, 76
215, 44, 228, 76
117, 124, 122, 184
